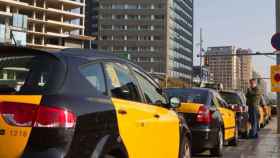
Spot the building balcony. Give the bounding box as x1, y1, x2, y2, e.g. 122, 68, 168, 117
0, 0, 84, 20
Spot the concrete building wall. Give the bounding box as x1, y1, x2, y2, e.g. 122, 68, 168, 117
237, 48, 253, 91
206, 46, 238, 90
86, 0, 193, 83
0, 0, 86, 50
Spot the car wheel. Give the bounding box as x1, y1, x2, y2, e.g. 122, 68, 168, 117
241, 127, 250, 138
180, 136, 192, 158
210, 129, 223, 157
229, 127, 238, 146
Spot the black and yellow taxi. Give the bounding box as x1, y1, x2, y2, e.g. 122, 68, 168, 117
0, 46, 191, 158
164, 88, 238, 156
220, 91, 251, 138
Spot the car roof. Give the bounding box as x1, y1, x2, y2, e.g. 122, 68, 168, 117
220, 90, 244, 96
0, 46, 157, 85
165, 87, 214, 93
0, 46, 139, 67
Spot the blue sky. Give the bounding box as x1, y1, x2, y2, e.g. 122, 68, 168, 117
193, 0, 275, 90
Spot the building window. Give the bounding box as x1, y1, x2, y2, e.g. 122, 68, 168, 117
154, 25, 164, 30
100, 14, 112, 19
139, 36, 152, 41
154, 3, 164, 9
155, 15, 164, 20
138, 4, 151, 9
139, 25, 151, 30
114, 36, 125, 40
154, 36, 163, 40
127, 36, 138, 41
139, 57, 151, 62
112, 4, 125, 9
139, 15, 151, 20
114, 25, 126, 30
101, 35, 111, 40
127, 15, 138, 20
139, 46, 151, 52
114, 14, 125, 19
101, 25, 112, 30
127, 25, 138, 30
126, 4, 138, 9
101, 4, 112, 9
113, 46, 124, 51
127, 46, 138, 51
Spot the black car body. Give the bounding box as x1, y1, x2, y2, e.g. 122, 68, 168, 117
0, 46, 191, 158
220, 91, 250, 137
164, 88, 237, 156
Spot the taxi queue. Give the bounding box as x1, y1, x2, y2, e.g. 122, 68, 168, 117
0, 46, 272, 158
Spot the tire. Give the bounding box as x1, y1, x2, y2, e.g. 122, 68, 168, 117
229, 127, 238, 146
210, 129, 223, 157
180, 136, 192, 158
241, 128, 250, 138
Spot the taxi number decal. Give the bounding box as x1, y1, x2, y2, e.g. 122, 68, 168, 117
9, 129, 28, 137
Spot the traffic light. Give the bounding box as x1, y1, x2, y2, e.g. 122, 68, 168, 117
204, 56, 209, 66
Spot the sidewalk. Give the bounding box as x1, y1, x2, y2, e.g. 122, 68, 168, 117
194, 117, 280, 158
223, 117, 280, 158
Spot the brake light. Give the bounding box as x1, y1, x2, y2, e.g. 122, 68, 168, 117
0, 102, 76, 128
196, 106, 212, 124
234, 106, 243, 112
34, 106, 76, 128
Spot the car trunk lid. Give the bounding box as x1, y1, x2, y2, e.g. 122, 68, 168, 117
0, 47, 65, 158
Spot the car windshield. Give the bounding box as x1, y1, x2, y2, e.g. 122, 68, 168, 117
164, 89, 208, 104
0, 53, 64, 94
220, 92, 243, 105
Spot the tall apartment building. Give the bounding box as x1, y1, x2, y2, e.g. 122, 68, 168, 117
0, 0, 91, 50
206, 46, 240, 90
237, 48, 253, 91
85, 0, 194, 83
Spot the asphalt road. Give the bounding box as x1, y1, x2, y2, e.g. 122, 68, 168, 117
193, 117, 280, 158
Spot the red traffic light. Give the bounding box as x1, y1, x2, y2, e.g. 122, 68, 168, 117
274, 73, 280, 82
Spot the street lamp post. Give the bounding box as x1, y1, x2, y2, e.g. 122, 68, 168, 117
276, 0, 280, 134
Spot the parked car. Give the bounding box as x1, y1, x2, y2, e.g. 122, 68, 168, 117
271, 105, 277, 116
260, 96, 270, 125
0, 46, 192, 158
258, 104, 265, 128
220, 91, 251, 138
164, 88, 238, 156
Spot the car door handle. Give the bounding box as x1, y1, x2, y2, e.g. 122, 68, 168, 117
118, 109, 127, 115
154, 114, 160, 119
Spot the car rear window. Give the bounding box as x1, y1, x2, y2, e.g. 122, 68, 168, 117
164, 89, 208, 104
220, 92, 243, 105
0, 53, 65, 94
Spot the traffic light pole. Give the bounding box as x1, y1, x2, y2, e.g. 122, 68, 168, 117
276, 0, 280, 134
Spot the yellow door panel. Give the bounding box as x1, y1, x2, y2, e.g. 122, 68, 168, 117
112, 98, 180, 158
218, 107, 236, 140
178, 103, 203, 113
0, 95, 42, 158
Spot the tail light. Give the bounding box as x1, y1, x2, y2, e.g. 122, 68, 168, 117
196, 106, 212, 124
234, 106, 243, 112
0, 102, 76, 128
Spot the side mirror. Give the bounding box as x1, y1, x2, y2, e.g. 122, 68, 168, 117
169, 97, 181, 108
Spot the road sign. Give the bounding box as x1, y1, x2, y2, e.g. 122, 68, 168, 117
117, 53, 131, 60
271, 65, 280, 92
271, 33, 280, 51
